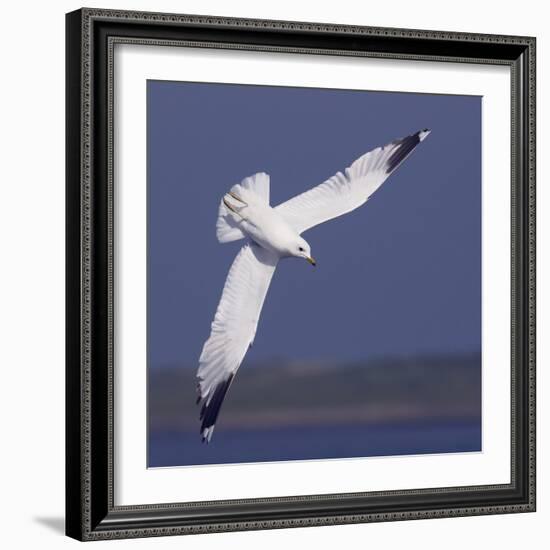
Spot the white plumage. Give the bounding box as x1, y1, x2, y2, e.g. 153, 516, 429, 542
275, 128, 431, 234
196, 129, 431, 442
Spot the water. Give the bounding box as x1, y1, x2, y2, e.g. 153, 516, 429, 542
148, 420, 481, 468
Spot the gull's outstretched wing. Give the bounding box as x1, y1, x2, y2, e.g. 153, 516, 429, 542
275, 129, 431, 235
196, 243, 278, 442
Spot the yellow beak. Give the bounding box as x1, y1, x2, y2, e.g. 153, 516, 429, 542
306, 256, 316, 266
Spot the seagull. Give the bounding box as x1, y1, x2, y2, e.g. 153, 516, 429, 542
196, 129, 431, 442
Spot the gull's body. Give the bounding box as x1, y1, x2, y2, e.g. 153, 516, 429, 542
227, 195, 300, 257
196, 129, 431, 442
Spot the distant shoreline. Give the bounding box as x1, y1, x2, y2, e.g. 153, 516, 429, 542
149, 353, 481, 431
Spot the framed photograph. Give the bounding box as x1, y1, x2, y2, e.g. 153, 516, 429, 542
66, 8, 536, 541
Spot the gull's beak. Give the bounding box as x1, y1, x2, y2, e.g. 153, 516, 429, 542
306, 256, 316, 266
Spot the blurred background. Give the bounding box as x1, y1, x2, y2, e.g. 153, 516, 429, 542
147, 81, 481, 467
149, 354, 481, 466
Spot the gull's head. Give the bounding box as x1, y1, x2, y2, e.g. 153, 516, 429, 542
290, 236, 316, 266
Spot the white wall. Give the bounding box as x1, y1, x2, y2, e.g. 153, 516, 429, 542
0, 1, 545, 548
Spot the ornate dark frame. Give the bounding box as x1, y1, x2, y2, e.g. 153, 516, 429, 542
66, 7, 536, 541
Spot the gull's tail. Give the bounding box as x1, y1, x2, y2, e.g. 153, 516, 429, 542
216, 172, 271, 243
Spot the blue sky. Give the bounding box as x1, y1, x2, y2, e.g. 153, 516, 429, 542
147, 81, 481, 369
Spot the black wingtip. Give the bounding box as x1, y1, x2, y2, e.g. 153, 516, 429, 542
418, 128, 431, 141
197, 374, 235, 443
385, 129, 430, 174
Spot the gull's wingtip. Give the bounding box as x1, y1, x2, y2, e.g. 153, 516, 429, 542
197, 373, 235, 444
386, 129, 430, 174
418, 128, 431, 141
201, 426, 215, 444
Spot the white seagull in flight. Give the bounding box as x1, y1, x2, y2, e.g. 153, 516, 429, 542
196, 129, 431, 442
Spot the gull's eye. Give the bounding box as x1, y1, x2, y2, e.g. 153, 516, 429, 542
298, 247, 304, 252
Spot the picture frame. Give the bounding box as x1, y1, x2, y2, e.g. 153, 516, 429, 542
65, 7, 536, 541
